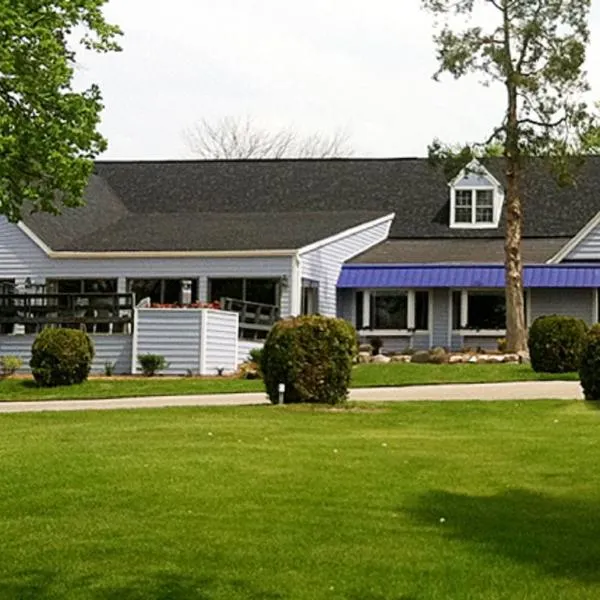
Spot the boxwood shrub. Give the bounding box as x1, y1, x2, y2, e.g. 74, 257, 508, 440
30, 328, 95, 387
528, 315, 588, 373
261, 315, 358, 405
579, 324, 600, 401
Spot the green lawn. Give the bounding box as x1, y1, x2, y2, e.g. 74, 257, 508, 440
1, 401, 600, 599
0, 363, 578, 402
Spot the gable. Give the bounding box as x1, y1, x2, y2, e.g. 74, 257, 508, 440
550, 212, 600, 262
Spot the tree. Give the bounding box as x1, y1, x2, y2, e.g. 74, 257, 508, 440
0, 1, 121, 222
185, 116, 353, 159
422, 0, 597, 352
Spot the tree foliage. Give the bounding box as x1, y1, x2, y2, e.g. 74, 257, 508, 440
185, 116, 353, 159
422, 0, 597, 352
0, 1, 121, 221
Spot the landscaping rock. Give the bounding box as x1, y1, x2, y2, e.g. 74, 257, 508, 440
358, 343, 373, 354
503, 353, 520, 363
371, 354, 391, 364
449, 354, 466, 364
357, 352, 372, 364
468, 356, 479, 364
411, 350, 430, 364
477, 355, 504, 364
391, 355, 411, 363
429, 347, 449, 364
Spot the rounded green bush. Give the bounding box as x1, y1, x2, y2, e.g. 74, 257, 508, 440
579, 324, 600, 401
30, 328, 95, 387
528, 315, 588, 373
261, 315, 358, 405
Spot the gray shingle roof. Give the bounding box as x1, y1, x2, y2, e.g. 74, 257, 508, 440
20, 157, 600, 253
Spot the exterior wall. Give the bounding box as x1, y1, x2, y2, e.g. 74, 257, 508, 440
337, 289, 355, 323
136, 309, 201, 375
0, 334, 132, 374
565, 221, 600, 261
237, 340, 264, 365
462, 336, 500, 351
202, 310, 239, 375
431, 289, 450, 348
0, 219, 294, 316
358, 335, 412, 353
300, 219, 392, 317
529, 288, 595, 325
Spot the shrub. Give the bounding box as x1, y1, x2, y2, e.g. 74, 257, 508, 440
369, 337, 383, 356
528, 315, 588, 373
138, 354, 168, 377
30, 328, 94, 387
0, 355, 23, 378
497, 337, 507, 353
261, 315, 357, 405
579, 324, 600, 401
104, 361, 115, 377
248, 347, 263, 370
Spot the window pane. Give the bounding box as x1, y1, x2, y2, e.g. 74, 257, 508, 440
246, 279, 278, 306
129, 279, 162, 304
372, 293, 408, 329
452, 291, 462, 329
468, 293, 506, 330
415, 291, 429, 330
355, 291, 364, 329
455, 190, 473, 223
163, 280, 181, 304
84, 279, 116, 294
209, 279, 244, 303
475, 190, 494, 223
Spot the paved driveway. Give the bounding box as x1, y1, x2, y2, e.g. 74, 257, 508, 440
0, 381, 583, 414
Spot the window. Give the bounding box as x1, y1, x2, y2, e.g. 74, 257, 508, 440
128, 279, 198, 305
452, 188, 498, 227
301, 280, 319, 315
209, 278, 279, 307
361, 290, 430, 331
453, 291, 506, 330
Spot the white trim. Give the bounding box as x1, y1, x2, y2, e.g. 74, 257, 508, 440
297, 213, 395, 255
199, 310, 208, 376
448, 159, 502, 189
131, 308, 139, 374
593, 289, 598, 324
289, 253, 302, 316
358, 329, 418, 337
428, 290, 434, 348
17, 222, 54, 255
460, 290, 469, 329
407, 290, 416, 330
526, 289, 532, 327
457, 329, 506, 337
362, 291, 371, 328
547, 210, 600, 264
232, 312, 240, 371
447, 289, 453, 348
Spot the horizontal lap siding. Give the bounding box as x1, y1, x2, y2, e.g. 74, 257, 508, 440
301, 220, 392, 317
136, 309, 201, 375
0, 334, 132, 374
566, 224, 600, 261
359, 335, 412, 353
203, 311, 238, 375
0, 219, 293, 315
237, 340, 263, 365
462, 336, 500, 351
432, 289, 450, 348
530, 288, 594, 325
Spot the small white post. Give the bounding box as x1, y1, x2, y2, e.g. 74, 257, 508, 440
278, 383, 286, 405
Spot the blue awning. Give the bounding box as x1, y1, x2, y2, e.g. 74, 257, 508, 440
338, 264, 600, 289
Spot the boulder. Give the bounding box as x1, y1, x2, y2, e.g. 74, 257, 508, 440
371, 354, 391, 364
449, 354, 466, 364
357, 352, 372, 364
468, 355, 478, 364
411, 350, 431, 364
477, 354, 505, 364
358, 343, 373, 354
429, 347, 449, 364
503, 353, 520, 363
391, 355, 411, 363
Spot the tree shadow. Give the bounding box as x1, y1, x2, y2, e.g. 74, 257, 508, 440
405, 488, 600, 582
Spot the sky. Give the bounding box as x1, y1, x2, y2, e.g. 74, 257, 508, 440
74, 0, 600, 160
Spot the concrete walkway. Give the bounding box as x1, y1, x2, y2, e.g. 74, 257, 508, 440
0, 381, 583, 413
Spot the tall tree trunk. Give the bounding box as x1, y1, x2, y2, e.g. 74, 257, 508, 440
503, 0, 527, 353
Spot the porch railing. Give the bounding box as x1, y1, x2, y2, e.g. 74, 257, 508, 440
0, 293, 135, 335
220, 297, 280, 340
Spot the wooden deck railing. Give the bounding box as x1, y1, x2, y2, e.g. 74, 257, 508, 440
0, 293, 135, 335
220, 297, 280, 340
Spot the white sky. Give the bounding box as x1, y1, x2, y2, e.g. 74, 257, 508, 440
74, 0, 600, 160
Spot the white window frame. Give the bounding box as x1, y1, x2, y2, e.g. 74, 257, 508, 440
452, 289, 507, 336
357, 289, 431, 335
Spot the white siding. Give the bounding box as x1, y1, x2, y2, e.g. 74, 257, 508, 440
530, 288, 595, 325
237, 340, 263, 365
203, 310, 239, 375
0, 219, 294, 316
565, 222, 600, 261
431, 289, 450, 348
136, 309, 201, 375
0, 335, 132, 374
300, 219, 392, 317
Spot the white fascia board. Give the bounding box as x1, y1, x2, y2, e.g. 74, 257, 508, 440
297, 213, 395, 256
547, 210, 600, 264
17, 222, 54, 255
448, 159, 502, 189
47, 249, 298, 259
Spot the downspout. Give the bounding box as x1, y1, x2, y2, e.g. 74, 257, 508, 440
289, 253, 302, 316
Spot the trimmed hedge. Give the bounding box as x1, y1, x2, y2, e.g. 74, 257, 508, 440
580, 324, 600, 401
30, 328, 94, 387
528, 315, 588, 373
261, 315, 357, 405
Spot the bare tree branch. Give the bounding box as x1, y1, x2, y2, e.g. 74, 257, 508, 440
184, 116, 353, 159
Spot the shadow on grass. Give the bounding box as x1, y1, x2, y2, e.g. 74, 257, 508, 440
405, 488, 600, 582
0, 571, 285, 600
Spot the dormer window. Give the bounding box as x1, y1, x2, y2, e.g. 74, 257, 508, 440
449, 160, 504, 229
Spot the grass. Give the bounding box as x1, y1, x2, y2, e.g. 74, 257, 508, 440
0, 363, 578, 401
1, 401, 600, 599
